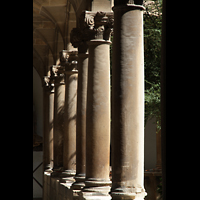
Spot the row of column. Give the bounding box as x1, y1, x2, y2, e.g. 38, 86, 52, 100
43, 2, 146, 200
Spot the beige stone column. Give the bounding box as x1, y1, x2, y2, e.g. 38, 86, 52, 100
78, 11, 113, 200
43, 77, 50, 171
111, 2, 146, 200
48, 80, 54, 170
70, 29, 89, 194
51, 65, 65, 172
62, 50, 78, 181
43, 76, 54, 171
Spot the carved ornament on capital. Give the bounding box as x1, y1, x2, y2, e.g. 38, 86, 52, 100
51, 64, 65, 76
70, 11, 114, 51
59, 50, 69, 67
43, 76, 50, 87
50, 65, 65, 85
43, 75, 54, 92
65, 51, 78, 74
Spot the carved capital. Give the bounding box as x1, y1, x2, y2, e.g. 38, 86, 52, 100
80, 11, 114, 41
65, 51, 78, 73
50, 65, 65, 77
50, 65, 59, 77
70, 11, 114, 49
43, 76, 55, 92
50, 65, 65, 85
43, 76, 50, 87
70, 28, 88, 53
59, 50, 69, 66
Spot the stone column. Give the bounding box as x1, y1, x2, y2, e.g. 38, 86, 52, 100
111, 2, 146, 200
78, 11, 113, 200
70, 30, 89, 196
51, 65, 65, 173
62, 50, 78, 181
43, 77, 50, 171
43, 76, 54, 171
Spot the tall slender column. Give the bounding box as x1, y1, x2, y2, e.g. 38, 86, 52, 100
62, 50, 78, 181
48, 79, 55, 170
111, 2, 146, 200
43, 76, 54, 171
70, 30, 91, 200
43, 77, 50, 170
51, 65, 65, 173
70, 30, 89, 193
78, 11, 113, 200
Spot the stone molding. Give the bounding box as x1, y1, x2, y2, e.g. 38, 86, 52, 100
70, 11, 114, 52
111, 187, 147, 199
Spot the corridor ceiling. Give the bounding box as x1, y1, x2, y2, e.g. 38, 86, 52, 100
33, 0, 92, 80
33, 0, 155, 80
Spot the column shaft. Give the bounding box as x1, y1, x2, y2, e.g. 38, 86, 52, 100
43, 77, 54, 171
111, 4, 146, 200
73, 52, 88, 189
82, 40, 111, 199
43, 85, 50, 170
71, 11, 114, 199
53, 73, 65, 170
61, 50, 78, 184
63, 71, 78, 175
86, 40, 111, 180
48, 87, 54, 169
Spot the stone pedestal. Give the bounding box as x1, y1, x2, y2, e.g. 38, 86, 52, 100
111, 3, 146, 200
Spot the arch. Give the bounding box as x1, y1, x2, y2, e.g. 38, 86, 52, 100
33, 49, 45, 81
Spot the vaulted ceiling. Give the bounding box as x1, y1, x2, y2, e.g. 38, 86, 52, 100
33, 0, 92, 79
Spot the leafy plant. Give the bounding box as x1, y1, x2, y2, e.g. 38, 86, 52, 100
144, 0, 162, 131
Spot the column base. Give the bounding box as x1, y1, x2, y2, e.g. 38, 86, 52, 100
111, 187, 147, 200
51, 168, 75, 180
44, 168, 53, 174
60, 170, 76, 188
80, 191, 111, 200
80, 178, 112, 200
51, 169, 64, 178
72, 173, 86, 190
61, 169, 76, 178
44, 163, 52, 171
71, 173, 86, 200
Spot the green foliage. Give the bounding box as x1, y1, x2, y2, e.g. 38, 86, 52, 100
144, 0, 162, 131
